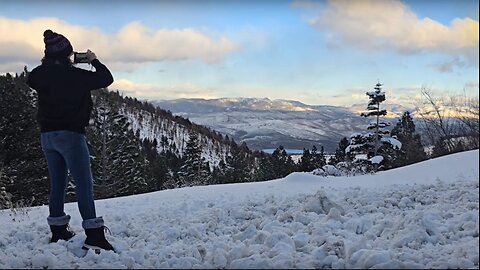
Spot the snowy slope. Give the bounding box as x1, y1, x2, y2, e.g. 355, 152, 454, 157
0, 150, 478, 269
119, 106, 228, 168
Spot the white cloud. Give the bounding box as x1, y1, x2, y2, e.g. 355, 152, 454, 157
0, 16, 240, 73
110, 79, 220, 100
108, 21, 240, 63
309, 0, 479, 68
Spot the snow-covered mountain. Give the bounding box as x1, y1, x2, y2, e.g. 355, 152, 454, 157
152, 98, 389, 152
153, 98, 321, 113
119, 104, 229, 168
1, 150, 478, 268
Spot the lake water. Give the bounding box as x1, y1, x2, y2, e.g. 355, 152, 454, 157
262, 149, 305, 155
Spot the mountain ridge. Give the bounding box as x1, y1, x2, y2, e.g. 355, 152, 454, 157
151, 97, 406, 152
153, 97, 353, 113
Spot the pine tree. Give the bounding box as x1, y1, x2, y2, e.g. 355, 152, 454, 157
346, 82, 402, 172
142, 138, 169, 191
88, 91, 147, 198
210, 165, 222, 185
311, 145, 326, 169
345, 132, 375, 174
178, 131, 210, 187
329, 137, 349, 165
222, 142, 253, 183
270, 146, 295, 178
0, 72, 47, 206
299, 148, 314, 172
361, 82, 389, 158
391, 111, 427, 167
253, 153, 276, 182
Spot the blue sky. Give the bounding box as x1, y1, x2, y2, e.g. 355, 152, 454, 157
0, 0, 478, 106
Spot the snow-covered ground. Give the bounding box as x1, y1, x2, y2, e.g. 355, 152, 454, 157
0, 150, 478, 269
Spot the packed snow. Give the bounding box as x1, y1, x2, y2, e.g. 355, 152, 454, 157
381, 137, 402, 150
0, 150, 478, 269
370, 155, 384, 164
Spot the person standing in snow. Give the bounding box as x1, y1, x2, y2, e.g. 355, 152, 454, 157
27, 29, 115, 252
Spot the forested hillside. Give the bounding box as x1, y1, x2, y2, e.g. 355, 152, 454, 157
0, 70, 299, 208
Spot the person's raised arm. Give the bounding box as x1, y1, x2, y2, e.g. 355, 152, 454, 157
82, 49, 114, 90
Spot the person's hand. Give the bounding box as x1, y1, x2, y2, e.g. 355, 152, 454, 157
86, 49, 97, 63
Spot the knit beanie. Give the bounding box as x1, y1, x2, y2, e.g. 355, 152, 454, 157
43, 29, 73, 58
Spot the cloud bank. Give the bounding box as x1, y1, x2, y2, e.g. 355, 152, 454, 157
0, 16, 239, 73
110, 79, 220, 100
309, 0, 479, 68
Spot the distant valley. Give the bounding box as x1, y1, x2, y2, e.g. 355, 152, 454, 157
152, 98, 413, 152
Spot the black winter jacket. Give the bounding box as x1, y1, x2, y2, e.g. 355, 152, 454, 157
27, 59, 114, 134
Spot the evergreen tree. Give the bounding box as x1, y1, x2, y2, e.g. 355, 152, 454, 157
346, 81, 402, 172
0, 72, 47, 206
360, 82, 389, 157
177, 131, 210, 187
123, 128, 149, 195
210, 165, 222, 185
311, 145, 326, 169
391, 111, 427, 167
345, 133, 375, 174
299, 148, 314, 172
222, 142, 253, 183
253, 153, 276, 182
88, 91, 147, 198
142, 138, 169, 191
270, 146, 295, 178
329, 137, 349, 165
162, 168, 179, 189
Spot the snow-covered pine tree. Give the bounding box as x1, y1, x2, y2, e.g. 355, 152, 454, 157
177, 131, 210, 187
210, 162, 224, 185
222, 142, 253, 183
391, 111, 427, 167
345, 132, 375, 174
88, 91, 147, 198
0, 72, 47, 206
362, 82, 389, 158
346, 82, 402, 172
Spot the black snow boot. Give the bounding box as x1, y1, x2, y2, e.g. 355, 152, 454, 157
50, 224, 75, 243
83, 227, 115, 252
